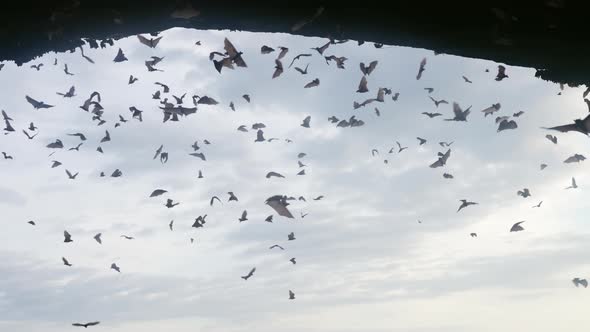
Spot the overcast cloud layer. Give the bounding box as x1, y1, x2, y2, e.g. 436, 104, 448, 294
1, 28, 590, 332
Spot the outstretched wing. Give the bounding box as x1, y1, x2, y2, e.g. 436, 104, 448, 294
137, 34, 151, 47
25, 95, 40, 108
266, 196, 294, 218
544, 123, 578, 133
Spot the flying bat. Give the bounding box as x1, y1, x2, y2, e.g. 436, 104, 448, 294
266, 195, 294, 218
445, 102, 471, 121
241, 267, 256, 280
497, 119, 518, 132
113, 48, 128, 62
304, 78, 320, 88
57, 86, 76, 98
457, 199, 478, 212
137, 34, 162, 48
272, 59, 284, 78
62, 257, 72, 266
564, 154, 586, 163
429, 97, 448, 107
543, 114, 590, 135
72, 322, 100, 328
25, 95, 54, 109
360, 60, 378, 76
510, 221, 525, 232
481, 103, 501, 117
224, 38, 247, 67
416, 57, 426, 80
429, 149, 451, 168
496, 65, 508, 81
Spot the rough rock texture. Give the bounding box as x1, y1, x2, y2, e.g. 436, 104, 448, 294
0, 1, 586, 85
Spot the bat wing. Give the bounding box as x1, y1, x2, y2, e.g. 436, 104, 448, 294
357, 76, 368, 92
429, 158, 443, 168
137, 34, 151, 47
272, 59, 283, 78
224, 38, 238, 57
278, 47, 289, 59
564, 156, 577, 163
151, 36, 162, 48
452, 102, 464, 117
266, 197, 294, 218
368, 60, 378, 74
150, 189, 167, 197
545, 123, 578, 133
180, 107, 197, 115
25, 95, 40, 107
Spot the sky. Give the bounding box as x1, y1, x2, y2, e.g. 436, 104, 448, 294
1, 27, 590, 331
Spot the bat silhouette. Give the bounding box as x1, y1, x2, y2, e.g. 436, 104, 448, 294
416, 57, 426, 80
429, 97, 448, 107
64, 230, 73, 242
224, 38, 247, 67
445, 102, 471, 121
429, 149, 451, 168
304, 78, 320, 88
113, 48, 128, 62
25, 95, 54, 109
288, 53, 312, 68
241, 267, 256, 280
457, 199, 478, 212
238, 210, 248, 222
564, 154, 585, 163
72, 321, 100, 328
481, 103, 501, 117
210, 196, 221, 206
495, 65, 508, 81
65, 170, 78, 179
22, 130, 37, 140
261, 45, 275, 54
273, 59, 284, 78
360, 60, 378, 76
422, 112, 442, 118
543, 114, 590, 135
572, 278, 588, 288
57, 86, 76, 98
165, 199, 179, 208
266, 195, 294, 218
566, 177, 578, 189
497, 119, 518, 132
277, 46, 289, 60
510, 221, 525, 232
137, 34, 162, 48
311, 40, 330, 55
357, 76, 368, 93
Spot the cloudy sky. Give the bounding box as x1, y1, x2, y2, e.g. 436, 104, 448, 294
1, 27, 590, 332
